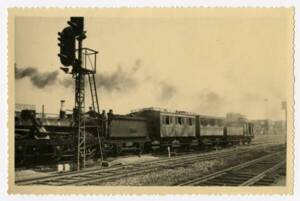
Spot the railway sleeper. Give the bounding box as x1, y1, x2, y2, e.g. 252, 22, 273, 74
256, 177, 277, 183
214, 175, 254, 182
228, 172, 260, 177
200, 181, 239, 186
253, 179, 276, 186
206, 178, 249, 184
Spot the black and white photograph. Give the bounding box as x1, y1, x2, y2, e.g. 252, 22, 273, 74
7, 8, 294, 194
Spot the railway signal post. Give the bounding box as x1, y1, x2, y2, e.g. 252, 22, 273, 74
58, 17, 100, 171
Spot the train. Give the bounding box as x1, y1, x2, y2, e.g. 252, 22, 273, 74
130, 108, 254, 150
15, 107, 254, 165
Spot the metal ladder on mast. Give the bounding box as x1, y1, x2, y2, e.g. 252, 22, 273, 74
87, 72, 104, 161
87, 73, 100, 114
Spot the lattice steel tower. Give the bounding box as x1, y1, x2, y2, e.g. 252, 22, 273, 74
58, 17, 100, 171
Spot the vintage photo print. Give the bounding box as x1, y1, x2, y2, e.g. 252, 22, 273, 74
7, 8, 294, 194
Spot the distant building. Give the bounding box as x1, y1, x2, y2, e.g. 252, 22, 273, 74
251, 119, 286, 135
15, 103, 36, 112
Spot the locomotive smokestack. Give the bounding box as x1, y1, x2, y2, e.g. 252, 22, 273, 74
60, 100, 65, 111
59, 100, 66, 119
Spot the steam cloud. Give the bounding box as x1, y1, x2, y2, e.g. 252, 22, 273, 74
158, 81, 177, 101
197, 91, 224, 115
15, 66, 59, 89
15, 60, 178, 102
61, 59, 142, 93
60, 78, 73, 88
95, 59, 141, 92
15, 59, 142, 92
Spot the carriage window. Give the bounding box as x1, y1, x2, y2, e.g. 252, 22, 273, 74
169, 116, 173, 124
188, 118, 193, 126
177, 117, 183, 125
165, 116, 170, 125
161, 116, 165, 124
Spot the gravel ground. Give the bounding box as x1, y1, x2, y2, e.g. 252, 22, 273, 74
100, 160, 221, 186
15, 138, 285, 184
15, 170, 54, 180
15, 154, 160, 181
108, 155, 159, 166
97, 150, 271, 186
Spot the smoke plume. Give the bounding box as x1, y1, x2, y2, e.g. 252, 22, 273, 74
158, 81, 177, 101
15, 66, 59, 89
60, 59, 142, 93
94, 59, 141, 92
197, 91, 224, 115
60, 77, 73, 88
95, 64, 138, 92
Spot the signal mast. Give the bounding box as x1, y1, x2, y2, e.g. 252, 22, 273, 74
58, 17, 100, 171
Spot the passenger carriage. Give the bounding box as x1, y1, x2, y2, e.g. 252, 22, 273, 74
131, 108, 198, 151
196, 115, 226, 146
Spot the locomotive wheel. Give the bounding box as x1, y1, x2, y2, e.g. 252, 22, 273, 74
113, 145, 121, 156
135, 144, 144, 156
143, 142, 152, 153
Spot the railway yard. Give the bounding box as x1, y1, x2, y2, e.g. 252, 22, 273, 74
14, 17, 288, 187
15, 134, 286, 186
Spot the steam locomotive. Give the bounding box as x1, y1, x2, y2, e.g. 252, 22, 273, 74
15, 107, 254, 165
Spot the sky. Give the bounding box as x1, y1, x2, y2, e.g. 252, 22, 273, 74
14, 10, 292, 120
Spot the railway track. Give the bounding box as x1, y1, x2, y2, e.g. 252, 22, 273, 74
15, 139, 283, 170
16, 143, 284, 186
176, 150, 286, 186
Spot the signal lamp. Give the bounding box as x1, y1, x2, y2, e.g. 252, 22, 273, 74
60, 67, 70, 74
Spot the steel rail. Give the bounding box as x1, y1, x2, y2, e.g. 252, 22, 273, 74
177, 151, 285, 186
239, 161, 286, 186
16, 143, 284, 185
61, 150, 251, 186
16, 147, 257, 185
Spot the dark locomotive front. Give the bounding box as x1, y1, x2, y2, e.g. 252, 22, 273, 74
15, 109, 102, 165
15, 110, 75, 165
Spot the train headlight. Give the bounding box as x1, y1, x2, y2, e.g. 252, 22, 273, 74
17, 145, 23, 150
56, 146, 61, 151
